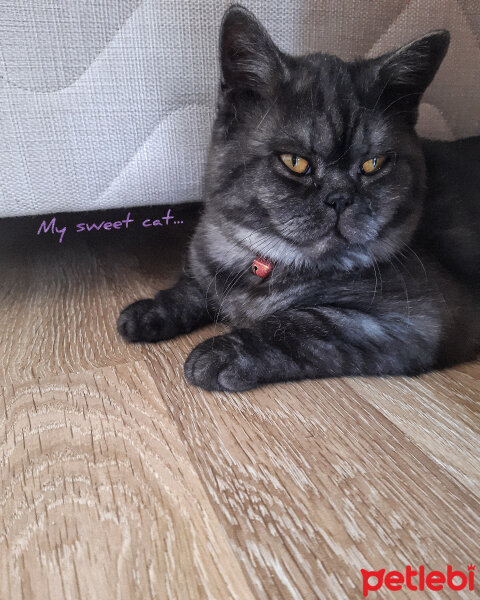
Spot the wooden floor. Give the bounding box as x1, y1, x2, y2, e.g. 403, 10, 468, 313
1, 205, 479, 600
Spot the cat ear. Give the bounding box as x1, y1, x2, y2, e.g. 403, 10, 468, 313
220, 6, 282, 94
374, 30, 450, 116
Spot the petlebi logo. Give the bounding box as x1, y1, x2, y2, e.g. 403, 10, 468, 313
361, 564, 475, 597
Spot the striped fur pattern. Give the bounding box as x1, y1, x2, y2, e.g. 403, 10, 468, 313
118, 6, 480, 391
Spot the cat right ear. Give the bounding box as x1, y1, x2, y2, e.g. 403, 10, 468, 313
220, 5, 282, 95
372, 30, 450, 120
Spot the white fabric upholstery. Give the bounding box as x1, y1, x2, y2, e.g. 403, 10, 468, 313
0, 0, 479, 217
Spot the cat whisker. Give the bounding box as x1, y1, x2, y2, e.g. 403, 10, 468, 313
255, 97, 277, 130
387, 253, 412, 323
401, 242, 429, 280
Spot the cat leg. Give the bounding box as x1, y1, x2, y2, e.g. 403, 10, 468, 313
117, 273, 211, 343
184, 306, 440, 391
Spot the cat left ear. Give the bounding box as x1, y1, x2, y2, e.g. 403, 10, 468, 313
220, 6, 282, 95
375, 30, 450, 116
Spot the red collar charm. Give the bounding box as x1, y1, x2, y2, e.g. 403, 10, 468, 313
252, 256, 274, 279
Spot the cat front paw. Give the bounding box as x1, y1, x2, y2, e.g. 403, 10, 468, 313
117, 298, 172, 343
184, 332, 260, 391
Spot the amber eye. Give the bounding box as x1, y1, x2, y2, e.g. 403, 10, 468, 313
280, 153, 310, 175
360, 155, 386, 175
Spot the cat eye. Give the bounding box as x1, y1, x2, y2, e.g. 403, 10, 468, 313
279, 153, 311, 175
360, 155, 386, 175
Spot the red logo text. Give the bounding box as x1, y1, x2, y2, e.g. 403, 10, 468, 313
361, 565, 475, 597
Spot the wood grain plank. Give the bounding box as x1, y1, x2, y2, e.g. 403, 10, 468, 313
0, 362, 255, 600
346, 371, 480, 496
148, 345, 480, 600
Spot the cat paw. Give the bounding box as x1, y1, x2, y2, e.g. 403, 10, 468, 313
184, 333, 260, 391
117, 298, 172, 343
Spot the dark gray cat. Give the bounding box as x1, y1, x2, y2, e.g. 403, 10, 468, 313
118, 5, 480, 391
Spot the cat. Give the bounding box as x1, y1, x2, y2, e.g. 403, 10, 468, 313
117, 5, 480, 392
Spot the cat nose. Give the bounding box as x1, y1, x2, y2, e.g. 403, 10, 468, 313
324, 191, 354, 214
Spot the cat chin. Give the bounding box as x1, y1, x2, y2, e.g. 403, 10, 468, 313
202, 220, 314, 269
229, 223, 314, 269
204, 221, 375, 272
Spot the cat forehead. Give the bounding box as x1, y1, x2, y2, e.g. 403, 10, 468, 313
286, 54, 356, 100
269, 63, 389, 157
276, 57, 361, 128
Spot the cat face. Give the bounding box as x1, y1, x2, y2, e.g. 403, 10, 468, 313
205, 6, 449, 270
